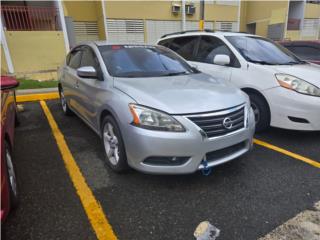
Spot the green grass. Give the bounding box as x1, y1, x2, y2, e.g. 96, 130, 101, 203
17, 79, 58, 90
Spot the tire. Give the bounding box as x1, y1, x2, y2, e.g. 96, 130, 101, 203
5, 141, 19, 209
59, 87, 73, 116
248, 93, 270, 132
101, 115, 129, 173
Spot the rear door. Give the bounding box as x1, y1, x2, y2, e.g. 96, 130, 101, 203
191, 36, 239, 81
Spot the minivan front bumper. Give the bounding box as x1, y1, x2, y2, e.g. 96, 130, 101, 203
264, 87, 320, 131
122, 108, 255, 174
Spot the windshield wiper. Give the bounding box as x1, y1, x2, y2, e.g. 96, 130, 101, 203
161, 71, 188, 76
248, 60, 275, 65
278, 60, 307, 65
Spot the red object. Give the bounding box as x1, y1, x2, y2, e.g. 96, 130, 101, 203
279, 40, 320, 65
1, 76, 19, 222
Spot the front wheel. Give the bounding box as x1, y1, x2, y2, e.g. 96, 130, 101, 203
101, 116, 129, 173
59, 87, 73, 116
249, 93, 270, 132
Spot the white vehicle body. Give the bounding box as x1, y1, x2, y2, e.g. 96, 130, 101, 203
158, 31, 320, 131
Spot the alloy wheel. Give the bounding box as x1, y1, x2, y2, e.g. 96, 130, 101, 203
103, 122, 120, 166
60, 89, 67, 113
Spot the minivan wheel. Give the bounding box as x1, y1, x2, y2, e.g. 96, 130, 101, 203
101, 116, 129, 173
5, 141, 19, 208
59, 87, 73, 116
248, 93, 270, 132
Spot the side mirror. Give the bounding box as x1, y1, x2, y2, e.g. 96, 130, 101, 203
0, 76, 19, 90
77, 66, 97, 79
213, 55, 230, 66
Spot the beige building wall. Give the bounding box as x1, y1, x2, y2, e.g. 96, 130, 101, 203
63, 0, 106, 40
304, 3, 320, 19
245, 0, 289, 24
105, 1, 197, 20
5, 31, 66, 80
104, 1, 238, 22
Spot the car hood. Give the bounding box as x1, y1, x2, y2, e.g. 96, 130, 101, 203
114, 73, 247, 114
269, 63, 320, 87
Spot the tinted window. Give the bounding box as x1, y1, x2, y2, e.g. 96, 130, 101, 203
158, 39, 172, 48
68, 50, 82, 69
80, 47, 99, 68
168, 36, 199, 60
196, 36, 240, 67
226, 36, 305, 65
99, 45, 198, 78
287, 46, 320, 61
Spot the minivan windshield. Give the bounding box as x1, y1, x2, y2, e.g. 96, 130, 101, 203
226, 36, 305, 65
98, 45, 198, 78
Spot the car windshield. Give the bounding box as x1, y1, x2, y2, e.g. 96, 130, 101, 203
98, 45, 198, 78
226, 36, 305, 65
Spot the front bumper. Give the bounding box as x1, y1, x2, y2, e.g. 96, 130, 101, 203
122, 108, 255, 174
263, 87, 320, 131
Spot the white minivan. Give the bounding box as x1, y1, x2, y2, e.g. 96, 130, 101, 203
158, 31, 320, 131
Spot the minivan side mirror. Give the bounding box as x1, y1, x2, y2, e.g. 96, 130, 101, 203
213, 55, 230, 66
77, 66, 97, 79
0, 76, 19, 90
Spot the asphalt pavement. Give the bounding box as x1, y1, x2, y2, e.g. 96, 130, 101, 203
2, 100, 320, 240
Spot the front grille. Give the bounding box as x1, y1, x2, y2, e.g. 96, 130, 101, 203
187, 106, 245, 138
206, 141, 246, 162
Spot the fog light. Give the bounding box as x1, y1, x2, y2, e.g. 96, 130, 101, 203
143, 156, 190, 166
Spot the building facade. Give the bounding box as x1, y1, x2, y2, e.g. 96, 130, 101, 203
1, 0, 319, 80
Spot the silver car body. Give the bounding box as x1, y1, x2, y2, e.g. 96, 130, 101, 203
59, 42, 255, 174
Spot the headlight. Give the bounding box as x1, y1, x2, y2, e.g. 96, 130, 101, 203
275, 74, 320, 97
129, 104, 185, 132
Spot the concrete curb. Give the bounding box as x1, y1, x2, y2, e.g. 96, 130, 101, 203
259, 201, 320, 240
16, 87, 58, 95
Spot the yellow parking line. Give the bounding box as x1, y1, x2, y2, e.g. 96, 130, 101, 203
254, 138, 320, 169
39, 100, 117, 240
16, 92, 59, 103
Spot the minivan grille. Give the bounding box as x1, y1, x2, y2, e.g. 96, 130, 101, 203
187, 106, 245, 138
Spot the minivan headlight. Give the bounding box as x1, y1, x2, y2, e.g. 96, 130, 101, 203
275, 74, 320, 97
129, 104, 185, 132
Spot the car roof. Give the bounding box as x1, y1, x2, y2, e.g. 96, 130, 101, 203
70, 41, 160, 52
159, 30, 259, 41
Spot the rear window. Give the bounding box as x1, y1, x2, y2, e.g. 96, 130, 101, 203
286, 46, 320, 61
98, 45, 198, 78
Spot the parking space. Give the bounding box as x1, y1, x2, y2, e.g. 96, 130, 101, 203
3, 100, 320, 240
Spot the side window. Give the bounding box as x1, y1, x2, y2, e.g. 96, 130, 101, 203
80, 47, 103, 79
287, 46, 320, 61
196, 36, 240, 67
168, 36, 199, 60
68, 50, 82, 69
158, 39, 172, 48
80, 47, 100, 68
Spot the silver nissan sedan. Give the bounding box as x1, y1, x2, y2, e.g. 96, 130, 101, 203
58, 42, 255, 174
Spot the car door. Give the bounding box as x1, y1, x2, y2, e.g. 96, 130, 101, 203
63, 48, 83, 114
76, 46, 104, 128
190, 36, 240, 81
